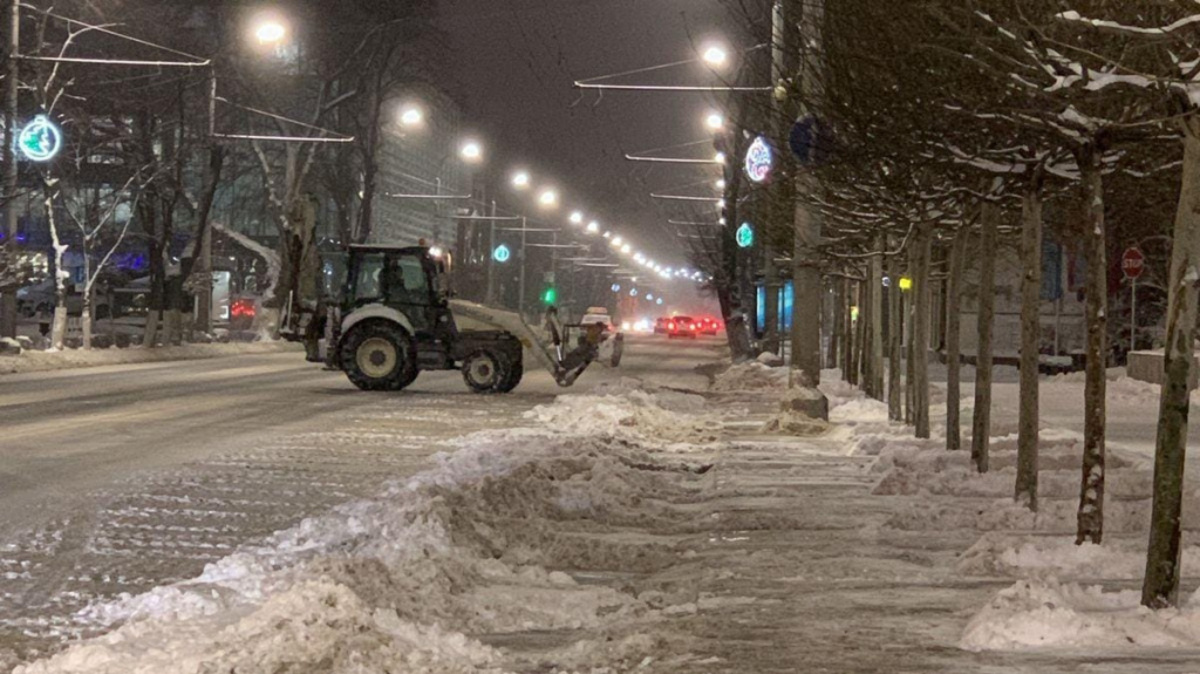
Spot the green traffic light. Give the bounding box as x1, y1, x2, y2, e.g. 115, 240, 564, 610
542, 287, 558, 305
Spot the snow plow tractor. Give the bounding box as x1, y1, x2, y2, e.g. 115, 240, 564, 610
282, 245, 604, 393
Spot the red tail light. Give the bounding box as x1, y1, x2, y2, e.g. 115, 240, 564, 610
231, 299, 256, 318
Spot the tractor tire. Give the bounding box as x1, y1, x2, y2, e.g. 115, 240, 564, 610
497, 356, 524, 393
340, 321, 416, 391
462, 349, 510, 394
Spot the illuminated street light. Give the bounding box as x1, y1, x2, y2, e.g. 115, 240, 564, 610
702, 44, 728, 67
716, 179, 726, 190
611, 236, 623, 247
460, 141, 483, 162
538, 189, 558, 208
705, 111, 725, 131
603, 231, 612, 239
569, 211, 583, 224
621, 244, 632, 254
715, 151, 727, 164
511, 171, 531, 189
254, 19, 287, 45
587, 221, 600, 234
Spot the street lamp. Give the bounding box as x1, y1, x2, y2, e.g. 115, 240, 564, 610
569, 211, 584, 224
399, 105, 423, 128
460, 140, 483, 163
538, 188, 558, 208
587, 221, 600, 234
716, 179, 726, 190
621, 244, 632, 255
611, 236, 623, 247
701, 44, 729, 68
714, 151, 727, 164
254, 19, 288, 45
511, 170, 531, 189
705, 111, 725, 131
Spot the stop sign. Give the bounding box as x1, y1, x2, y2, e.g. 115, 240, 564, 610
1122, 247, 1145, 280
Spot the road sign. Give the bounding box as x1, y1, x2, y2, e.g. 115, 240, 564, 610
1122, 247, 1145, 280
492, 244, 511, 263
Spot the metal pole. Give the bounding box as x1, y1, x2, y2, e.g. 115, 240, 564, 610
1131, 277, 1137, 352
518, 216, 527, 320
1, 0, 20, 338
485, 200, 496, 305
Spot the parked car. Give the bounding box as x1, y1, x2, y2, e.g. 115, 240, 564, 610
16, 280, 112, 318
698, 317, 721, 335
666, 315, 698, 339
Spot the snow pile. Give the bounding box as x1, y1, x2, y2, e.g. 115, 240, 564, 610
958, 534, 1200, 579
0, 341, 298, 376
961, 579, 1200, 651
16, 428, 702, 674
527, 379, 722, 444
709, 360, 788, 392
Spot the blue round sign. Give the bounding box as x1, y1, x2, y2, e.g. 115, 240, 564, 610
492, 244, 511, 263
18, 115, 62, 162
611, 283, 621, 293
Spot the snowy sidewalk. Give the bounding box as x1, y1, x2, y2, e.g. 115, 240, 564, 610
11, 361, 1200, 672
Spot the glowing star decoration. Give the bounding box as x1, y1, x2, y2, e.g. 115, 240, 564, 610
736, 222, 755, 249
492, 244, 511, 263
18, 115, 63, 162
744, 135, 773, 183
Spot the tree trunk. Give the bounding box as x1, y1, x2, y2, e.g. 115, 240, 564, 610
913, 223, 933, 439
1016, 174, 1045, 510
844, 278, 854, 383
945, 226, 968, 450
1077, 145, 1108, 546
971, 201, 999, 473
887, 249, 903, 422
868, 237, 885, 400
1143, 121, 1200, 608
905, 246, 916, 425
830, 278, 843, 370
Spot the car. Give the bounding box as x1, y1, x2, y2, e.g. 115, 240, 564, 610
666, 315, 698, 339
698, 317, 721, 335
16, 279, 112, 318
654, 317, 669, 334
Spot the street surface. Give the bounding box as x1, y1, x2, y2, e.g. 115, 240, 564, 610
0, 335, 716, 669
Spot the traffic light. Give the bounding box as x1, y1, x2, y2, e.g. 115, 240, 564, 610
541, 286, 558, 305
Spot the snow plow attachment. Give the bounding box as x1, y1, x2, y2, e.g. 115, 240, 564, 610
449, 300, 599, 387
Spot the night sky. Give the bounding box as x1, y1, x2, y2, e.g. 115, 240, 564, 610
438, 0, 733, 271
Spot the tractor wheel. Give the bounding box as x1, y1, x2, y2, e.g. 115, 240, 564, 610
497, 355, 524, 393
340, 321, 416, 391
462, 349, 510, 394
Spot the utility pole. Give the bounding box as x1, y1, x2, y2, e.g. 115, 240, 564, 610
485, 200, 497, 305
1, 0, 20, 338
518, 216, 527, 320
785, 0, 828, 409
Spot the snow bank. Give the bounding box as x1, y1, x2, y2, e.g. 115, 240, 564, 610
958, 534, 1200, 579
527, 378, 722, 444
0, 341, 299, 376
17, 409, 709, 673
961, 579, 1200, 651
710, 361, 787, 392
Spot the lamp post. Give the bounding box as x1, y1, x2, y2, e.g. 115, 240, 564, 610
1, 0, 19, 338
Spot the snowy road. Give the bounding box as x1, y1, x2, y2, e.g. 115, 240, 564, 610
0, 336, 718, 669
